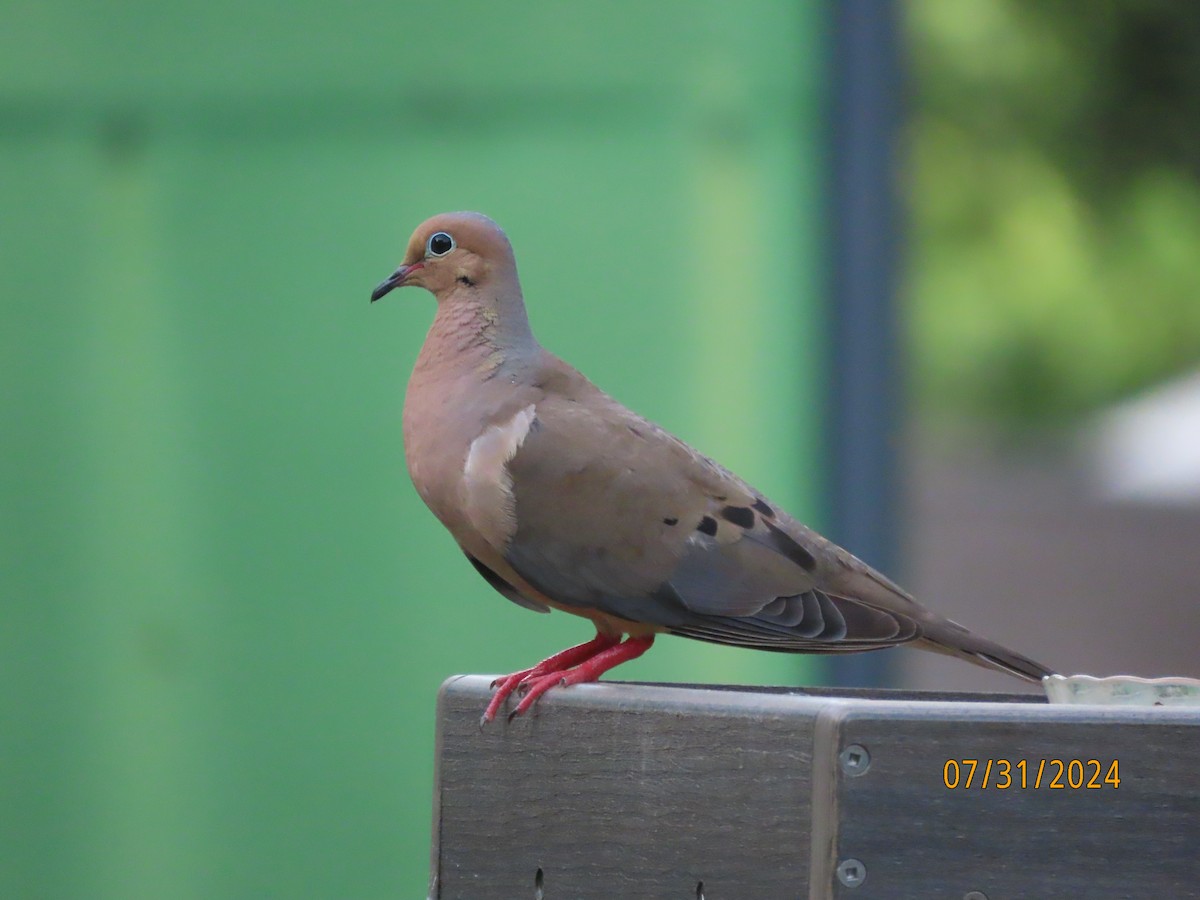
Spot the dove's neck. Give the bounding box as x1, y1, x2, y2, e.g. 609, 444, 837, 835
418, 282, 538, 380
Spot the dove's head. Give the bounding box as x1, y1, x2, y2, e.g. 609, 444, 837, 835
370, 211, 517, 303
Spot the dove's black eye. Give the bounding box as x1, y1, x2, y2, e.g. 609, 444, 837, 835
427, 232, 455, 257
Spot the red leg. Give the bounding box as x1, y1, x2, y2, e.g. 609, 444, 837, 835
508, 635, 655, 720
481, 632, 620, 724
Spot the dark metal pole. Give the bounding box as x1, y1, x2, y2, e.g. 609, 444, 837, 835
825, 0, 905, 687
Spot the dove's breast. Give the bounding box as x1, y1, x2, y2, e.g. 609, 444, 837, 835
403, 331, 544, 559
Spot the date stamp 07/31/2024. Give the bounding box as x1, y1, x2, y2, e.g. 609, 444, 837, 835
942, 758, 1121, 790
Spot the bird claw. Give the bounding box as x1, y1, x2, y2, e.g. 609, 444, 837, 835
479, 634, 649, 724
482, 668, 570, 724
490, 668, 533, 690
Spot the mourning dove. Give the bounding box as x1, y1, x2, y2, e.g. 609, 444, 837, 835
372, 211, 1054, 722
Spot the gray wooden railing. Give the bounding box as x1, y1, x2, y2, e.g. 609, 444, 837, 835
429, 676, 1200, 899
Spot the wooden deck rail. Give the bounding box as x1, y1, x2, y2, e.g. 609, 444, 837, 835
429, 676, 1200, 899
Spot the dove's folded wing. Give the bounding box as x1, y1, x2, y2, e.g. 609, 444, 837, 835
494, 391, 922, 652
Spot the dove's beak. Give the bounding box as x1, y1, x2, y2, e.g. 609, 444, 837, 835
370, 262, 423, 302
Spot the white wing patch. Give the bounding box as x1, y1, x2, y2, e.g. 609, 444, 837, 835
462, 404, 537, 550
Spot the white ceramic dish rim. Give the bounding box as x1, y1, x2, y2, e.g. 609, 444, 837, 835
1043, 673, 1200, 705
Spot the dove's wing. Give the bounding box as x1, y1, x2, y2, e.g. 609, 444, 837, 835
494, 388, 923, 654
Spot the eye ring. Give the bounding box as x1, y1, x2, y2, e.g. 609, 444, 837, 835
426, 231, 455, 257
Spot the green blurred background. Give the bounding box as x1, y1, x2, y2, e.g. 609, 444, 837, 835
5, 1, 1200, 897
908, 0, 1200, 423
3, 2, 826, 897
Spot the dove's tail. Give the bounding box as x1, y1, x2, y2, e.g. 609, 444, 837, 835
916, 619, 1055, 683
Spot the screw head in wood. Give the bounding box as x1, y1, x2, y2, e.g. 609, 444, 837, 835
836, 857, 867, 887
839, 743, 871, 776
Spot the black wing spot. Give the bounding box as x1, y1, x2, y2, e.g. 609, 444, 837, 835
752, 498, 774, 518
763, 520, 817, 571
697, 515, 718, 536
456, 275, 475, 286
720, 505, 755, 529
663, 517, 679, 526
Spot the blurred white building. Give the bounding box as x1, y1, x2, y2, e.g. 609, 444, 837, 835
1089, 369, 1200, 504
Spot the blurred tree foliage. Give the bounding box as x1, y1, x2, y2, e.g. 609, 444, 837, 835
907, 0, 1200, 421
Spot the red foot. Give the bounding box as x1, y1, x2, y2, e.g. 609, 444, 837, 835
480, 633, 654, 724
481, 633, 618, 724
